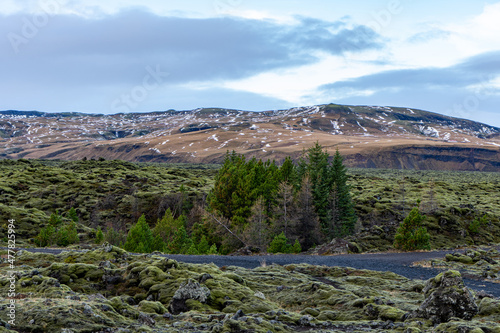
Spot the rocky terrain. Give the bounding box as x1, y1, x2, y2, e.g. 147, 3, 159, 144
1, 243, 500, 332
413, 246, 500, 285
1, 104, 500, 171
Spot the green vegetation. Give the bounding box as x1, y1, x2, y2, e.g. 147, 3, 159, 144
1, 154, 500, 254
1, 245, 499, 332
267, 232, 301, 254
468, 214, 489, 234
393, 206, 431, 251
207, 143, 357, 252
34, 210, 79, 247
123, 214, 155, 253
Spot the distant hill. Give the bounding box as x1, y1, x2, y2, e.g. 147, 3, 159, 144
1, 104, 499, 171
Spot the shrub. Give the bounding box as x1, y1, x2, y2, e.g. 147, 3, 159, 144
95, 226, 104, 244
35, 225, 55, 247
268, 232, 294, 254
468, 214, 489, 234
393, 207, 431, 251
291, 239, 302, 254
56, 221, 79, 246
105, 227, 126, 247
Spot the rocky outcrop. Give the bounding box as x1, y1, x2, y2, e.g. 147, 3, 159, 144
410, 270, 478, 324
168, 279, 211, 314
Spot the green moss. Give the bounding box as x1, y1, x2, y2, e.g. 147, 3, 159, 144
479, 297, 500, 317
138, 300, 167, 314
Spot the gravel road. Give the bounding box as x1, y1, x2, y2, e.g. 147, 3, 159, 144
167, 250, 500, 297
14, 247, 500, 297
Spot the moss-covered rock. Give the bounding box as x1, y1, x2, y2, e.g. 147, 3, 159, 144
409, 270, 478, 324
2, 247, 500, 332
138, 300, 167, 314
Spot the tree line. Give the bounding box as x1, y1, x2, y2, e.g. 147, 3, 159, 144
35, 143, 359, 254
205, 142, 357, 253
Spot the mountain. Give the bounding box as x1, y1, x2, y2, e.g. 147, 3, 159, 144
1, 104, 499, 171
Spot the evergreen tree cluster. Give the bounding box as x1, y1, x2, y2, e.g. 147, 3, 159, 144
123, 209, 218, 254
207, 143, 357, 252
35, 208, 80, 247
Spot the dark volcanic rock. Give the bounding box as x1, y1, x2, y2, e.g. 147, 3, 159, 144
410, 270, 478, 324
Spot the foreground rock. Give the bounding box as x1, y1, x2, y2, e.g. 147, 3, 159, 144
0, 245, 499, 332
409, 270, 478, 324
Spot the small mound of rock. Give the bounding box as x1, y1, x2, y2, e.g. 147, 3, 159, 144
168, 279, 211, 314
409, 270, 478, 324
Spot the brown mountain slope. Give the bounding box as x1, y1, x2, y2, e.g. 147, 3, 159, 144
1, 104, 499, 171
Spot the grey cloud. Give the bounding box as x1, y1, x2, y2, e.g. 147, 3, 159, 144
0, 10, 382, 88
321, 51, 500, 92
320, 51, 500, 127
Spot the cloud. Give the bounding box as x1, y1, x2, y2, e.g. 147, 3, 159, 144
0, 10, 382, 88
319, 51, 500, 126
322, 51, 500, 92
407, 29, 451, 43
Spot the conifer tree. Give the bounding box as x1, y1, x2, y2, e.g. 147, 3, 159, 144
295, 175, 322, 250
167, 225, 189, 254
246, 196, 270, 250
95, 226, 104, 244
209, 151, 244, 220
273, 181, 295, 239
394, 206, 430, 251
197, 235, 210, 254
56, 220, 79, 246
305, 143, 330, 227
279, 156, 296, 184
67, 207, 79, 223
329, 149, 357, 237
124, 214, 154, 253
151, 234, 165, 252
49, 211, 63, 228
153, 209, 180, 244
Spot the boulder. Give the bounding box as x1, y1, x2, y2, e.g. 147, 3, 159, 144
410, 270, 478, 324
168, 279, 211, 314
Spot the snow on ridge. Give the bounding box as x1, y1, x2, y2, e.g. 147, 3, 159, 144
418, 125, 439, 138
149, 148, 161, 154
356, 121, 368, 132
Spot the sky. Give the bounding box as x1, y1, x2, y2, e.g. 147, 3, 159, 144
1, 0, 500, 127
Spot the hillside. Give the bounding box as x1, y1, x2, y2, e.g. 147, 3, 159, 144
1, 104, 500, 171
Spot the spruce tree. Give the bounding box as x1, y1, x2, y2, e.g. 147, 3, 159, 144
305, 142, 330, 228
197, 235, 210, 254
329, 149, 357, 237
153, 208, 180, 244
67, 207, 79, 223
124, 214, 154, 253
95, 227, 104, 244
273, 181, 295, 239
279, 156, 296, 184
393, 207, 430, 251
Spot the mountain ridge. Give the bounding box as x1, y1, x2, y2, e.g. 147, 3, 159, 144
1, 103, 499, 171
